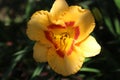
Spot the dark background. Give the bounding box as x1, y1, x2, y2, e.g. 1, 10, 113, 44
0, 0, 120, 80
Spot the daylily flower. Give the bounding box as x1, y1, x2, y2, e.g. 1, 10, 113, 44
27, 0, 101, 76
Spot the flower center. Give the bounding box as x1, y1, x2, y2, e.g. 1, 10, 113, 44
44, 21, 80, 58
45, 31, 72, 57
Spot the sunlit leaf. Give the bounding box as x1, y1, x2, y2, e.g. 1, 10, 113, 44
84, 58, 91, 62
81, 67, 101, 73
30, 63, 44, 80
114, 0, 120, 9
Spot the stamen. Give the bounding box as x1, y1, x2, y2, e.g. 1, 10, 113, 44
54, 32, 70, 57
45, 21, 80, 58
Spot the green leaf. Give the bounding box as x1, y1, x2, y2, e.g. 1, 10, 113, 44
114, 18, 120, 35
79, 1, 92, 8
2, 47, 30, 80
92, 8, 102, 23
104, 17, 116, 36
81, 67, 101, 73
30, 63, 44, 80
25, 0, 35, 20
114, 0, 120, 9
84, 58, 91, 62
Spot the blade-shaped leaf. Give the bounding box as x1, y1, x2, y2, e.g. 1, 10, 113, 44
104, 17, 116, 36
114, 0, 120, 9
2, 47, 30, 80
30, 63, 44, 80
81, 67, 101, 73
114, 18, 120, 35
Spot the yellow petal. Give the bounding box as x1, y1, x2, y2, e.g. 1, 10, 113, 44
27, 11, 50, 41
33, 42, 50, 62
75, 36, 101, 57
50, 0, 69, 16
61, 6, 95, 41
49, 0, 69, 26
47, 47, 85, 76
75, 9, 95, 42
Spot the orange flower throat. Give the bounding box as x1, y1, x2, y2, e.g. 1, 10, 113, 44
45, 21, 80, 58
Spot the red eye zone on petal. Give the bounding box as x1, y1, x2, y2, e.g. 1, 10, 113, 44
44, 21, 80, 58
74, 27, 80, 40
48, 24, 65, 29
44, 31, 65, 58
65, 21, 80, 40
65, 21, 75, 26
44, 31, 53, 43
56, 50, 65, 58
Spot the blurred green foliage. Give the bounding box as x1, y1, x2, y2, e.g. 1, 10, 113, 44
0, 0, 120, 80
